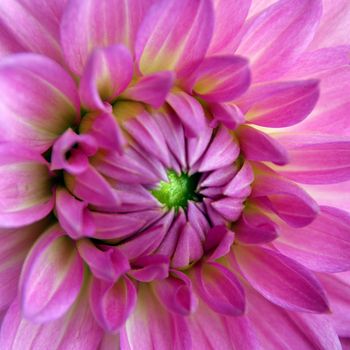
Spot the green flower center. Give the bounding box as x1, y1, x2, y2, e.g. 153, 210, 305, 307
151, 170, 201, 210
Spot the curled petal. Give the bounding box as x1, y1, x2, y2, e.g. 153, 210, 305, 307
209, 103, 245, 130
235, 245, 329, 313
0, 144, 53, 228
210, 198, 244, 222
0, 54, 79, 151
194, 262, 245, 316
79, 45, 133, 111
19, 225, 84, 322
204, 226, 235, 261
129, 255, 170, 282
90, 276, 137, 333
135, 0, 214, 75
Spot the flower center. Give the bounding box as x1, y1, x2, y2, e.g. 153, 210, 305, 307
151, 170, 201, 210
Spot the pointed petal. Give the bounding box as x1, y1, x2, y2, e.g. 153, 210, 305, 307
135, 0, 214, 75
19, 225, 84, 322
235, 245, 330, 313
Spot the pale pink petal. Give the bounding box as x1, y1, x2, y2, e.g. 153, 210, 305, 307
61, 0, 154, 74
186, 56, 251, 103
79, 45, 133, 111
237, 125, 289, 165
0, 291, 103, 350
272, 134, 350, 184
194, 262, 245, 316
0, 0, 65, 62
0, 54, 79, 152
275, 206, 350, 273
237, 0, 322, 81
167, 91, 208, 137
78, 240, 130, 282
237, 80, 320, 128
235, 245, 329, 313
123, 71, 174, 108
90, 276, 136, 333
135, 0, 214, 75
19, 225, 84, 322
208, 0, 251, 55
0, 144, 53, 228
123, 285, 191, 349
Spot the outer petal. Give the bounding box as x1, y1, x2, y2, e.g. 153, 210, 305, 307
61, 0, 153, 74
135, 0, 214, 75
19, 225, 84, 322
235, 245, 330, 313
237, 80, 320, 128
90, 276, 136, 333
0, 289, 103, 350
0, 0, 65, 62
275, 206, 350, 273
79, 45, 133, 111
0, 54, 79, 151
0, 144, 53, 228
237, 0, 322, 81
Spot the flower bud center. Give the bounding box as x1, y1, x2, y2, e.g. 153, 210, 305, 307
151, 170, 201, 210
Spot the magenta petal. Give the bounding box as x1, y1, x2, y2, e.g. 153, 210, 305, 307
154, 271, 197, 315
204, 226, 235, 261
78, 240, 130, 282
61, 0, 152, 74
275, 206, 350, 273
0, 143, 53, 228
0, 54, 79, 151
273, 134, 350, 184
19, 225, 84, 322
237, 0, 322, 81
209, 103, 245, 130
187, 55, 251, 103
135, 0, 214, 75
237, 125, 289, 165
211, 198, 244, 222
251, 166, 319, 227
239, 79, 319, 128
90, 276, 137, 333
167, 91, 207, 137
129, 255, 170, 282
123, 71, 174, 108
194, 262, 245, 316
235, 245, 329, 313
79, 45, 133, 111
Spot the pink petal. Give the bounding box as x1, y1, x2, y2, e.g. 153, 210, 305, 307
210, 198, 244, 222
78, 240, 130, 282
129, 255, 169, 282
90, 276, 136, 333
0, 54, 79, 152
274, 206, 350, 273
237, 0, 322, 81
209, 103, 245, 130
186, 126, 212, 168
123, 285, 191, 349
237, 125, 289, 165
204, 226, 235, 261
19, 225, 84, 322
0, 0, 65, 62
197, 127, 240, 172
273, 134, 350, 184
251, 166, 319, 227
123, 71, 174, 108
167, 91, 208, 137
0, 220, 48, 316
0, 292, 103, 349
135, 0, 214, 75
235, 245, 330, 313
208, 0, 251, 55
237, 80, 320, 127
194, 262, 245, 316
153, 271, 197, 315
61, 0, 153, 74
79, 45, 133, 111
187, 55, 251, 103
0, 144, 53, 228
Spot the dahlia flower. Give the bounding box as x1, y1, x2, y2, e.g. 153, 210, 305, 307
0, 0, 350, 348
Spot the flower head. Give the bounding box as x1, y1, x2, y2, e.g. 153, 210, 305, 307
0, 0, 350, 349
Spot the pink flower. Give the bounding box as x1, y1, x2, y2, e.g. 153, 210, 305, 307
0, 0, 349, 349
